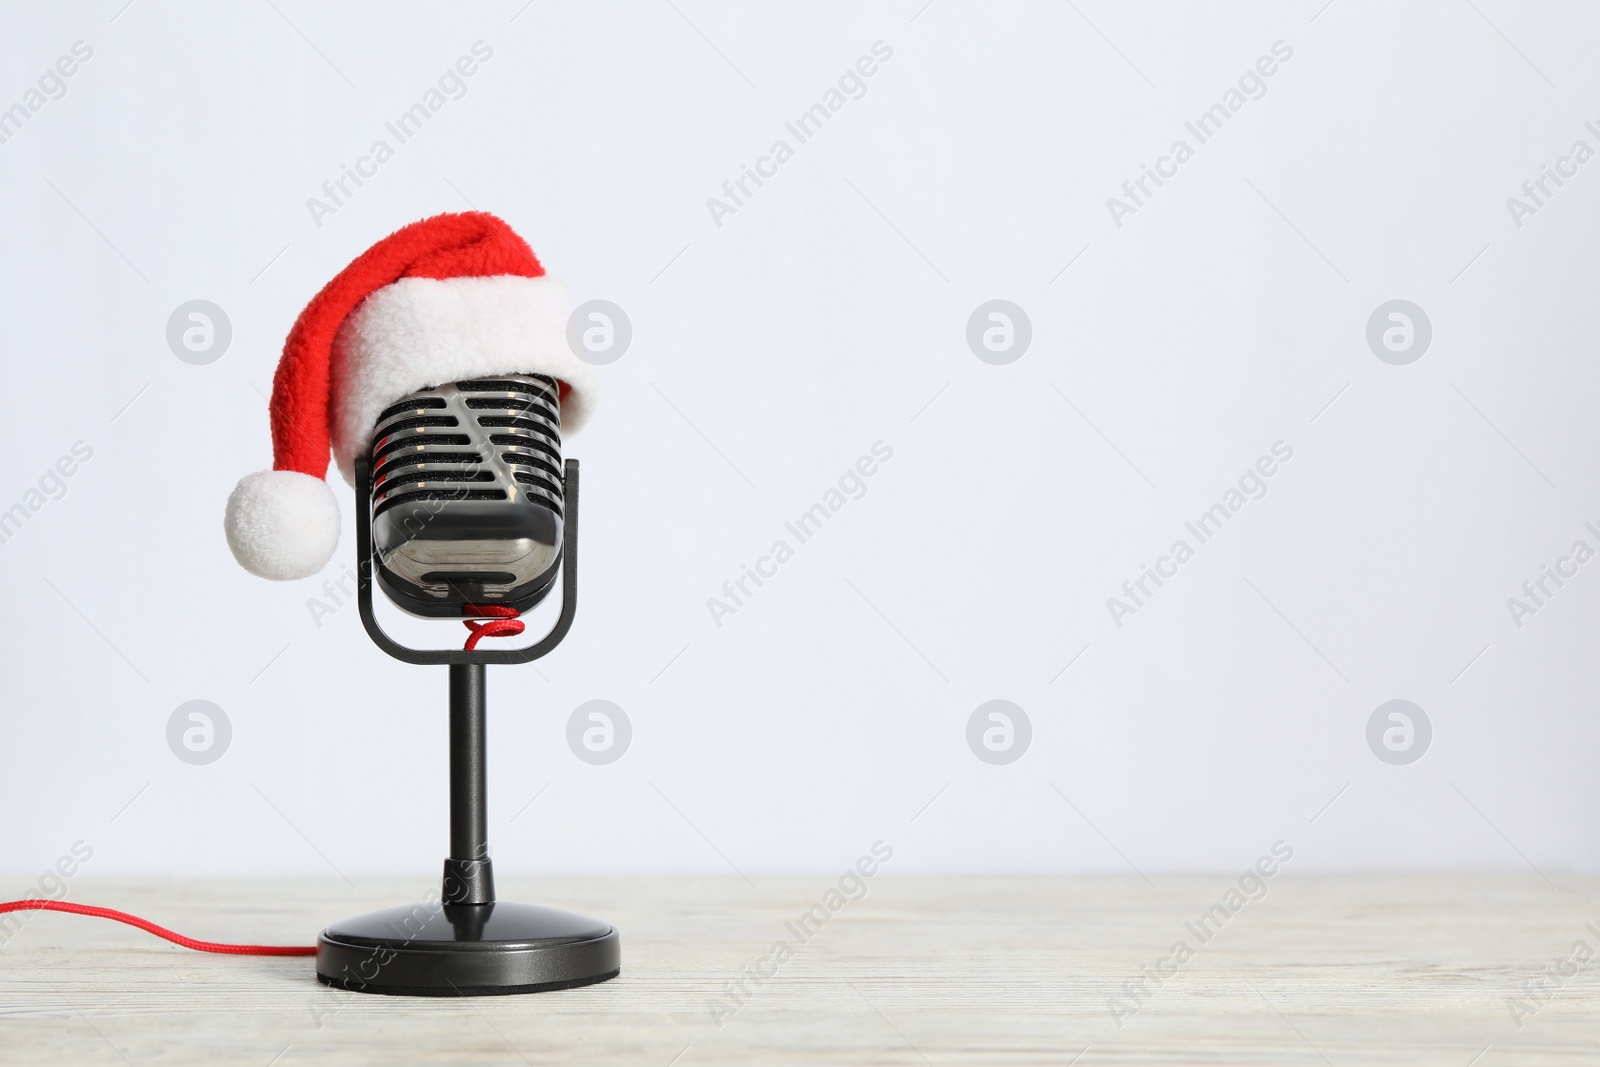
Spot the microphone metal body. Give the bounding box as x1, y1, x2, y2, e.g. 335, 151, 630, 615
370, 374, 564, 617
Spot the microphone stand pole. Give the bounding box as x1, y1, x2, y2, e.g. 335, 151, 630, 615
446, 663, 493, 905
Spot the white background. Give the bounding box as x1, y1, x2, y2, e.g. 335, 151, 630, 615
1, 0, 1596, 883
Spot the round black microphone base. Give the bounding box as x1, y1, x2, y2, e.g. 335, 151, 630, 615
315, 900, 620, 997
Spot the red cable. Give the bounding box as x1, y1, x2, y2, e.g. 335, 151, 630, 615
1, 610, 529, 956
462, 603, 523, 650
2, 610, 528, 955
0, 900, 316, 956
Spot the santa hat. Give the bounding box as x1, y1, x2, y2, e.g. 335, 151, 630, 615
224, 211, 594, 581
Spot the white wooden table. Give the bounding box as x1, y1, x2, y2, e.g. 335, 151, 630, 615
1, 875, 1596, 1064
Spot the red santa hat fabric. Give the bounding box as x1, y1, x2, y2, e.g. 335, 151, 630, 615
224, 211, 594, 580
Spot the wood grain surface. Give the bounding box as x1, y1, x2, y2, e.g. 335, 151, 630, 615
0, 874, 1596, 1065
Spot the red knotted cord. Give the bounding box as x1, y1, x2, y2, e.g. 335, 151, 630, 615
462, 603, 524, 650
0, 900, 316, 956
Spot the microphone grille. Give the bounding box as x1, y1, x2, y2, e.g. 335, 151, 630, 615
368, 374, 564, 612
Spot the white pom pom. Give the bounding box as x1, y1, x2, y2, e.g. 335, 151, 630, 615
224, 470, 341, 580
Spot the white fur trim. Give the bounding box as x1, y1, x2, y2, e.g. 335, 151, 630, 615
225, 470, 341, 580
330, 275, 595, 483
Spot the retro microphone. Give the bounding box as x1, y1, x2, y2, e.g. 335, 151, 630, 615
224, 213, 617, 996
368, 373, 566, 616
